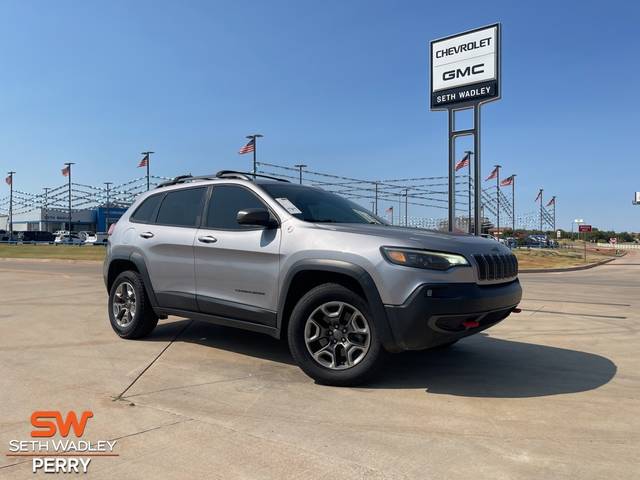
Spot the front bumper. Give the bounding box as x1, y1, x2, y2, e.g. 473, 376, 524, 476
383, 279, 522, 352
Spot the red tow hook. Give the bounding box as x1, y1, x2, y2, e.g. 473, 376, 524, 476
512, 307, 522, 313
462, 320, 480, 329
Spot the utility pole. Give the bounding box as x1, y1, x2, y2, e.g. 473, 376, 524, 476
6, 171, 15, 238
64, 163, 75, 232
374, 182, 379, 215
246, 134, 263, 177
140, 151, 154, 191
405, 188, 409, 227
494, 164, 502, 237
43, 187, 50, 232
293, 164, 307, 184
104, 182, 112, 232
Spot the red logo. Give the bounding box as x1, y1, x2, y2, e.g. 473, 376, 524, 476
30, 411, 94, 438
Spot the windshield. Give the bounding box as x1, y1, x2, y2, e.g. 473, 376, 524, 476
260, 183, 387, 224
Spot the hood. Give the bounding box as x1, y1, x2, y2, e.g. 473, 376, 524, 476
309, 223, 511, 256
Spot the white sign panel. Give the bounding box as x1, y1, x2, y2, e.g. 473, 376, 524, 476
635, 192, 640, 204
430, 24, 500, 109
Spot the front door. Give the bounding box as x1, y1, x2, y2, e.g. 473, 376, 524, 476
194, 184, 281, 326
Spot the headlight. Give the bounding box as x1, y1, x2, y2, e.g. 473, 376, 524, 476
381, 247, 469, 271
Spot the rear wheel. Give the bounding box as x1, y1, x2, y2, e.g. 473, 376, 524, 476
288, 283, 384, 386
108, 270, 158, 339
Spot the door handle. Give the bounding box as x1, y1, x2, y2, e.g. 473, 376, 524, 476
140, 232, 154, 239
198, 235, 218, 244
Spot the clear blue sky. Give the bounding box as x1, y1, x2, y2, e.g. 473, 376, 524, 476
0, 0, 638, 231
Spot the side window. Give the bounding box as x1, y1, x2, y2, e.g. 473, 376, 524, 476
130, 194, 163, 223
206, 185, 266, 230
156, 187, 206, 227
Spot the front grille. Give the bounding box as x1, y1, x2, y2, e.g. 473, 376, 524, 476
473, 253, 518, 281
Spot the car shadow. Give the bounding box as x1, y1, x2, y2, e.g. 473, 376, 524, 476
147, 320, 617, 398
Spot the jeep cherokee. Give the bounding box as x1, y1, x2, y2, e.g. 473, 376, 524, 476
104, 170, 522, 386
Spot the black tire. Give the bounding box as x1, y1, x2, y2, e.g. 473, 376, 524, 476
288, 283, 384, 386
108, 270, 158, 339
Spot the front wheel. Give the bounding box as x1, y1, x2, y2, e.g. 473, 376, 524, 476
288, 283, 384, 386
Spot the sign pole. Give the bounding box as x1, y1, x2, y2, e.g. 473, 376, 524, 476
511, 175, 516, 233
473, 104, 482, 236
448, 109, 456, 232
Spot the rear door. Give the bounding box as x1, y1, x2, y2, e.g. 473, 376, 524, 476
133, 186, 206, 311
194, 184, 281, 327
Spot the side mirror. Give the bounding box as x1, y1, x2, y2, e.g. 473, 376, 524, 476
236, 208, 278, 228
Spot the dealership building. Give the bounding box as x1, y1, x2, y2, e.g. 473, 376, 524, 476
0, 206, 126, 233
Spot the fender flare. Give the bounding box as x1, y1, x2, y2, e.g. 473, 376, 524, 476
106, 252, 160, 309
277, 259, 398, 351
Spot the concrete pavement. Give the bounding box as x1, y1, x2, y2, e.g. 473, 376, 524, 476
0, 255, 638, 479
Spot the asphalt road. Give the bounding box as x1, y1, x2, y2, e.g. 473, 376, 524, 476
0, 255, 638, 479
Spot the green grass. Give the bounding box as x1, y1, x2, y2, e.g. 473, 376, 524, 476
0, 244, 106, 261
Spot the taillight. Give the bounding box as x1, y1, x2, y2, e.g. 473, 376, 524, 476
107, 224, 115, 236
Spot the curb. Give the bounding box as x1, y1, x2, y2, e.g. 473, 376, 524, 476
519, 255, 623, 274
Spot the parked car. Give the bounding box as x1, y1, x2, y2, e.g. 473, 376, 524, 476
17, 231, 56, 243
104, 170, 522, 386
54, 233, 83, 245
84, 232, 109, 245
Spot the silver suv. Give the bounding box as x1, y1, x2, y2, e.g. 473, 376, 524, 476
104, 171, 522, 386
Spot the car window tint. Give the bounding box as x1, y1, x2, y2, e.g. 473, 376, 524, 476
156, 188, 206, 227
131, 194, 163, 223
206, 185, 265, 230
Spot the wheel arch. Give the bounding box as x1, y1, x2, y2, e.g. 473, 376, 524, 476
106, 252, 160, 309
277, 259, 397, 351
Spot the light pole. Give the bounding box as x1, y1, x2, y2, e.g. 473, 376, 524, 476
293, 164, 307, 184
64, 163, 75, 232
140, 151, 154, 191
405, 188, 409, 227
246, 134, 263, 177
104, 182, 112, 232
6, 171, 15, 238
43, 187, 50, 232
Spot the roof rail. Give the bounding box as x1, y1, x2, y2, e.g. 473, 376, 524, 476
215, 170, 290, 183
155, 170, 291, 189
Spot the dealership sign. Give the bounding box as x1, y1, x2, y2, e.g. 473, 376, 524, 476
430, 24, 501, 109
578, 224, 592, 233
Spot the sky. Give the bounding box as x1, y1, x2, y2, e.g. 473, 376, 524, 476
0, 0, 639, 231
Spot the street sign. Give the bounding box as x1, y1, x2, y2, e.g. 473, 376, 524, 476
578, 224, 592, 232
430, 24, 501, 110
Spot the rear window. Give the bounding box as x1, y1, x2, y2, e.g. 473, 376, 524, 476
156, 187, 206, 227
131, 194, 163, 223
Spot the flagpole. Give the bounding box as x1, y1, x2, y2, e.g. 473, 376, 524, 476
141, 151, 154, 191
405, 188, 408, 227
539, 188, 543, 232
7, 171, 15, 238
65, 163, 75, 232
246, 134, 263, 178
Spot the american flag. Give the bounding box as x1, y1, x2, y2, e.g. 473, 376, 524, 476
238, 138, 255, 155
385, 206, 393, 214
455, 152, 470, 172
546, 197, 555, 207
5, 175, 11, 186
500, 175, 514, 187
485, 166, 499, 181
535, 189, 542, 202
138, 154, 149, 168
61, 165, 70, 177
